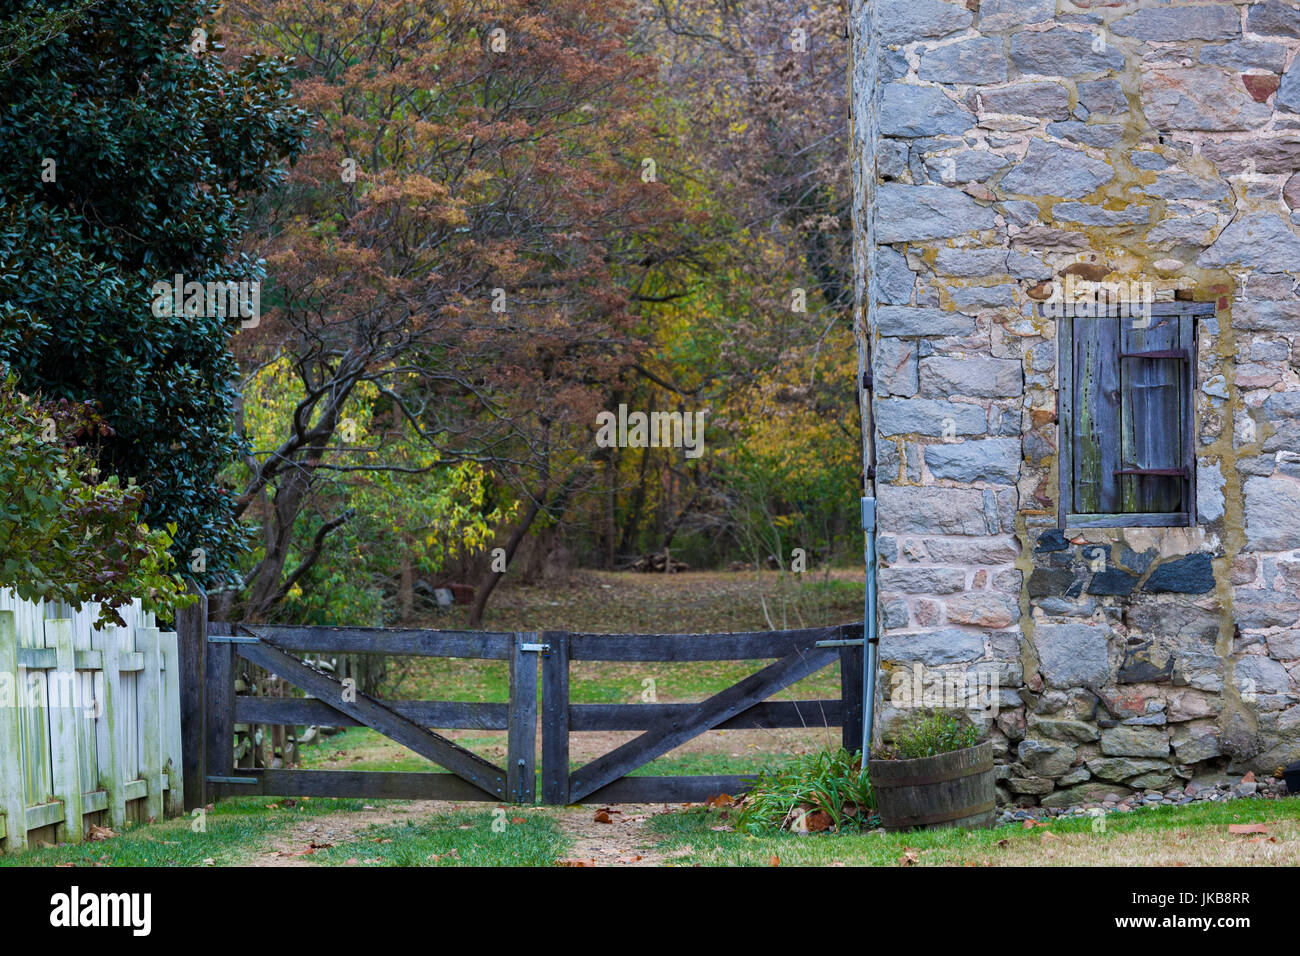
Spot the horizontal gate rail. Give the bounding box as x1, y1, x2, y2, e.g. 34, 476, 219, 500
234, 698, 509, 730
239, 625, 514, 659
570, 699, 843, 731
567, 624, 840, 661
208, 769, 496, 801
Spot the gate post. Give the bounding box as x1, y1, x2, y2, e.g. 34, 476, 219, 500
540, 630, 570, 805
204, 621, 236, 805
175, 584, 207, 811
507, 632, 539, 804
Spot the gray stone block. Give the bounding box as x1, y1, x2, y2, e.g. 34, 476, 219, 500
924, 438, 1021, 483
878, 485, 993, 535
880, 627, 985, 665
1001, 140, 1114, 199
877, 184, 999, 241
1246, 0, 1300, 38
979, 0, 1055, 32
919, 37, 1008, 85
1010, 28, 1126, 76
975, 80, 1071, 119
877, 398, 988, 436
878, 566, 967, 593
879, 0, 973, 46
1077, 78, 1128, 114
1100, 726, 1170, 758
1143, 554, 1216, 594
1198, 40, 1288, 72
874, 246, 914, 305
880, 83, 976, 137
1036, 622, 1111, 690
1112, 5, 1240, 42
1244, 475, 1300, 551
876, 305, 976, 337
919, 356, 1023, 398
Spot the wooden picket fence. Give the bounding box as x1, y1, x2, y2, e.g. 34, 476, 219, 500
0, 591, 184, 853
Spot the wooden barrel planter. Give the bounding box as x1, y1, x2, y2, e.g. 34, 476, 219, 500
868, 740, 996, 831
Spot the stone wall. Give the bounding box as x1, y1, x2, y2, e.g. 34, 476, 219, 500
851, 0, 1300, 806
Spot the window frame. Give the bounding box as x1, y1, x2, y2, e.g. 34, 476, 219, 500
1057, 301, 1213, 530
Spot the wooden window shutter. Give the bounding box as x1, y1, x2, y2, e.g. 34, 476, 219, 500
1058, 302, 1207, 529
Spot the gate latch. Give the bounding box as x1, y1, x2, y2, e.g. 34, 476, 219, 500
519, 643, 550, 653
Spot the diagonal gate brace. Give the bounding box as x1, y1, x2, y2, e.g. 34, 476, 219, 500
236, 632, 508, 799
568, 641, 839, 803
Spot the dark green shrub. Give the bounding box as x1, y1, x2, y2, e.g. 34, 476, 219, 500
734, 748, 874, 834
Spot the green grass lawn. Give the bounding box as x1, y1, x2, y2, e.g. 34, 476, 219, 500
646, 797, 1300, 867
0, 797, 371, 867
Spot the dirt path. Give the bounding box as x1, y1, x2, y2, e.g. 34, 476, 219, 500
244, 800, 475, 866
552, 804, 678, 867
242, 798, 693, 867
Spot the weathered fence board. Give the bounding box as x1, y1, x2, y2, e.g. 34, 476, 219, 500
0, 592, 183, 854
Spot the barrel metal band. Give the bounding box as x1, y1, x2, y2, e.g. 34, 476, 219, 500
875, 758, 993, 790
887, 799, 996, 829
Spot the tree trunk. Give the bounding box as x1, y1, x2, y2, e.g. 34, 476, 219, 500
468, 497, 543, 626
398, 551, 414, 625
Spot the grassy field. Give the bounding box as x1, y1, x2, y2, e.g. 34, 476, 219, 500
5, 569, 1291, 867
9, 786, 1299, 867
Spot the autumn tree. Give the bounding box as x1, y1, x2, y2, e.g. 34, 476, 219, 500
221, 0, 686, 622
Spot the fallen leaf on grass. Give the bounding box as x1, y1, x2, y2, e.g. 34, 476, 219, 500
996, 838, 1010, 848
1040, 832, 1057, 844
87, 825, 116, 842
805, 810, 832, 833
705, 793, 735, 808
593, 808, 621, 824
1228, 823, 1270, 834
511, 817, 526, 825
769, 854, 780, 867
898, 848, 919, 866
557, 858, 595, 867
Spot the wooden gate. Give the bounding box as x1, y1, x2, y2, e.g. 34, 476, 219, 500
196, 624, 540, 804
182, 617, 863, 807
541, 623, 863, 804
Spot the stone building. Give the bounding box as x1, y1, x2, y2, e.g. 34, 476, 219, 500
850, 0, 1300, 805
